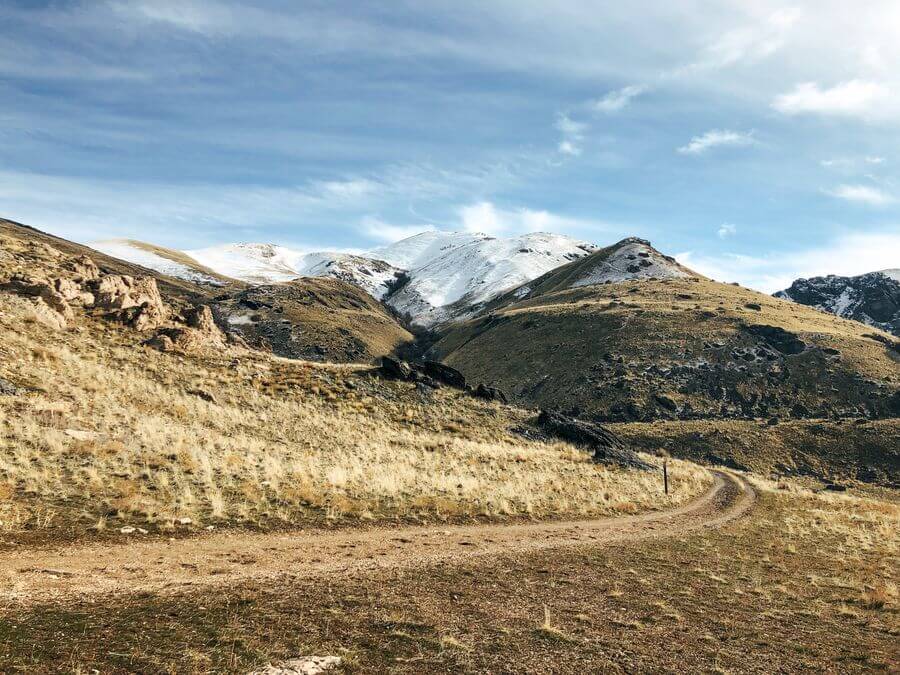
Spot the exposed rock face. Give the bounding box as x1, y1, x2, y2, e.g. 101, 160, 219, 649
67, 254, 101, 283
145, 304, 227, 353
536, 410, 651, 470
0, 274, 74, 329
775, 270, 900, 337
90, 275, 165, 313
88, 275, 168, 330
745, 324, 807, 355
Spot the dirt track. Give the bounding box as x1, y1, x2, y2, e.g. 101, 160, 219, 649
1, 470, 754, 605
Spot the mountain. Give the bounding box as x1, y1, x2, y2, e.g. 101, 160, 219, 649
93, 231, 597, 327
775, 270, 900, 337
430, 238, 900, 431
378, 231, 597, 326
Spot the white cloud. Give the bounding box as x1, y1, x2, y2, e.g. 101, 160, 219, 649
677, 230, 900, 293
678, 129, 755, 155
458, 201, 609, 237
772, 80, 891, 118
554, 113, 588, 156
689, 7, 801, 71
866, 156, 886, 164
717, 223, 737, 238
360, 216, 434, 243
591, 84, 648, 113
827, 184, 894, 206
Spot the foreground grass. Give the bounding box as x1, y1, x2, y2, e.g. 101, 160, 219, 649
0, 477, 895, 673
0, 292, 707, 543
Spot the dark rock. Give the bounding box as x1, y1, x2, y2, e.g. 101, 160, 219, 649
744, 302, 762, 311
0, 377, 19, 396
380, 356, 412, 380
472, 383, 508, 403
824, 483, 847, 492
187, 388, 217, 404
746, 324, 807, 355
653, 394, 678, 412
766, 416, 780, 426
421, 361, 466, 389
536, 410, 652, 470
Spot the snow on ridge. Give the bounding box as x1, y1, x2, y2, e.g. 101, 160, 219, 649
91, 240, 224, 285
571, 239, 689, 288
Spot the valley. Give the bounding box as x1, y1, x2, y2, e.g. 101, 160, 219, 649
0, 216, 897, 673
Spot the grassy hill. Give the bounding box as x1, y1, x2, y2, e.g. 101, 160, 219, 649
430, 242, 900, 481
211, 277, 414, 363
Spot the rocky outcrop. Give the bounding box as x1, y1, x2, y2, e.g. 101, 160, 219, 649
88, 274, 168, 330
1, 274, 75, 330
775, 270, 900, 337
536, 410, 651, 470
744, 324, 807, 355
145, 304, 228, 353
377, 357, 508, 402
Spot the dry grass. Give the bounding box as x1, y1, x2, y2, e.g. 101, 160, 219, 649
0, 292, 709, 538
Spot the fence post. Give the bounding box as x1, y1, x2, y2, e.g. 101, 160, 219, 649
663, 459, 669, 495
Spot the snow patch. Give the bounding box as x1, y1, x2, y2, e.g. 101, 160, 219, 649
92, 240, 223, 285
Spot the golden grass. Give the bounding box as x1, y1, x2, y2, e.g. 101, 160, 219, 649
0, 293, 710, 535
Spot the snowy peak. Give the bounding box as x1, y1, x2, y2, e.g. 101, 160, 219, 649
570, 237, 692, 288
382, 231, 598, 326
775, 270, 900, 337
186, 243, 306, 284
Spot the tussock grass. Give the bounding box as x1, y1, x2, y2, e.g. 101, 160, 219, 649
0, 294, 710, 536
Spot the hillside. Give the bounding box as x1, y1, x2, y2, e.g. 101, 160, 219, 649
210, 277, 413, 363
430, 239, 900, 480
775, 269, 900, 337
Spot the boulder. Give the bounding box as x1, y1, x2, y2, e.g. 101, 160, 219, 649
90, 275, 165, 315
472, 383, 508, 403
536, 410, 652, 470
30, 296, 69, 330
144, 304, 226, 352
67, 255, 101, 282
0, 377, 19, 396
745, 324, 806, 355
421, 360, 466, 389
380, 356, 413, 380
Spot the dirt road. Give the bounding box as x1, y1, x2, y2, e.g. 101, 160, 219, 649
1, 470, 754, 604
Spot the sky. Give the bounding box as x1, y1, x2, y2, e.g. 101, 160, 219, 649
2, 0, 899, 292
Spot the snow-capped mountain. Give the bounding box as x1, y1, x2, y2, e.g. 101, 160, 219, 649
91, 231, 597, 327
378, 232, 598, 325
775, 269, 900, 337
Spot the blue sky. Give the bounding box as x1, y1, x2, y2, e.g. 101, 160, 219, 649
2, 0, 899, 291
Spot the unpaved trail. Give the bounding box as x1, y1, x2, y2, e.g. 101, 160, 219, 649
1, 471, 753, 605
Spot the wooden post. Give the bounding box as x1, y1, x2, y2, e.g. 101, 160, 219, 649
663, 459, 669, 495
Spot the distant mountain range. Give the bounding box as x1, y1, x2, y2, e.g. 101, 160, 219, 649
775, 269, 900, 337
94, 231, 598, 327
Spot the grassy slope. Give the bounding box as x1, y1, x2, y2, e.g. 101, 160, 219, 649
213, 277, 415, 363
0, 224, 709, 546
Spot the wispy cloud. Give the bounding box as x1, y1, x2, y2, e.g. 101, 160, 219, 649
772, 80, 891, 118
677, 230, 900, 293
717, 223, 737, 238
826, 184, 895, 206
677, 129, 755, 155
458, 201, 610, 237
554, 113, 587, 156
360, 216, 434, 243
591, 84, 647, 113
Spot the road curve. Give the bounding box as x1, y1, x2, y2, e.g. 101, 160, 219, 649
0, 470, 754, 605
